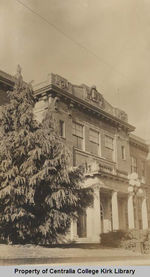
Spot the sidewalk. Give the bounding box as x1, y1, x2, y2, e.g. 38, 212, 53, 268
0, 244, 142, 259
1, 244, 150, 265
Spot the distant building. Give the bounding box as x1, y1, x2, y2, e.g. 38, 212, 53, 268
0, 70, 150, 243
0, 70, 15, 103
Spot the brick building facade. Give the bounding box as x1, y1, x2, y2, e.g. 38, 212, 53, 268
0, 70, 150, 243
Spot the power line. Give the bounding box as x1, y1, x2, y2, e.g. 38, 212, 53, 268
15, 0, 128, 85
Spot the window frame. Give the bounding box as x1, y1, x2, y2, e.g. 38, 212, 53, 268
89, 128, 100, 156
72, 121, 84, 150
131, 156, 138, 173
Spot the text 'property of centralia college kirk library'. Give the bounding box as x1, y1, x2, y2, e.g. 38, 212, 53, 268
1, 69, 150, 243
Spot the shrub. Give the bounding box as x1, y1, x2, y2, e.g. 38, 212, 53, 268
100, 229, 150, 252
143, 230, 150, 253
100, 230, 126, 247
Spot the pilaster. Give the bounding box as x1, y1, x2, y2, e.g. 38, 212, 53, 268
93, 186, 101, 241
128, 194, 135, 229
142, 198, 148, 230
112, 191, 119, 230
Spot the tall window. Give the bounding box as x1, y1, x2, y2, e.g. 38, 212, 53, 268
131, 156, 137, 173
121, 145, 126, 160
77, 210, 87, 238
59, 120, 65, 138
72, 122, 84, 150
89, 129, 100, 156
141, 161, 145, 177
105, 135, 113, 150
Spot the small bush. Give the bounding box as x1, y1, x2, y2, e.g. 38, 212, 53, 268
100, 230, 126, 247
143, 230, 150, 253
120, 238, 137, 252
100, 229, 150, 252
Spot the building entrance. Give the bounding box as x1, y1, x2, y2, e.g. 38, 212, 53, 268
100, 193, 112, 233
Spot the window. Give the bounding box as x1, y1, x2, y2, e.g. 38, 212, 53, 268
121, 145, 126, 160
72, 122, 84, 150
131, 156, 137, 173
141, 161, 145, 177
105, 135, 113, 150
77, 210, 87, 238
59, 120, 65, 138
89, 129, 100, 155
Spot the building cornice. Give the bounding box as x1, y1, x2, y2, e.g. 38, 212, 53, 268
0, 70, 135, 132
34, 83, 135, 133
129, 135, 148, 152
0, 70, 15, 90
85, 170, 129, 184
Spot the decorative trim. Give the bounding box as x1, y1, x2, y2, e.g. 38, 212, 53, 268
129, 137, 148, 152
34, 85, 135, 133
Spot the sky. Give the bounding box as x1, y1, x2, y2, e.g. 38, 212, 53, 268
0, 0, 150, 140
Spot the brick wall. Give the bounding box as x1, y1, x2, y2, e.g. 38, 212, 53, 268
129, 143, 148, 178
117, 133, 131, 174
71, 105, 131, 173
33, 95, 149, 183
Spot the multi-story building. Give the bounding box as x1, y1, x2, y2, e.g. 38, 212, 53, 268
0, 70, 150, 243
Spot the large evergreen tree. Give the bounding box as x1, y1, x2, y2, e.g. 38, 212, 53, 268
0, 66, 93, 244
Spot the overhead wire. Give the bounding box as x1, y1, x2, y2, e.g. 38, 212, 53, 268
15, 0, 129, 87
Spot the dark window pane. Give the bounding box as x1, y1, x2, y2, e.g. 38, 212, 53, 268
77, 211, 87, 238
59, 120, 65, 137
131, 157, 137, 173
121, 146, 126, 160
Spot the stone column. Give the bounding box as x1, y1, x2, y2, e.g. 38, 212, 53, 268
86, 207, 93, 240
93, 186, 101, 242
128, 194, 135, 229
142, 198, 148, 230
112, 191, 119, 230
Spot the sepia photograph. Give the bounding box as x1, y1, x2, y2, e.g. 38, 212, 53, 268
1, 0, 150, 271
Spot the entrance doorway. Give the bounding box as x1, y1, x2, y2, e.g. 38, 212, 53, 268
77, 210, 87, 238
100, 193, 112, 233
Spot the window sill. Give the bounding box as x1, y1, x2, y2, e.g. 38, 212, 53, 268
73, 147, 116, 165
105, 146, 113, 150
60, 136, 66, 139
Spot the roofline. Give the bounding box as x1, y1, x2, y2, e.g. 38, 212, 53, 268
34, 84, 135, 133
129, 133, 149, 152
0, 70, 15, 89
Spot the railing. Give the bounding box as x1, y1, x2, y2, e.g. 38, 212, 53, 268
116, 169, 128, 179
74, 148, 116, 176
84, 160, 116, 176
74, 148, 130, 180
